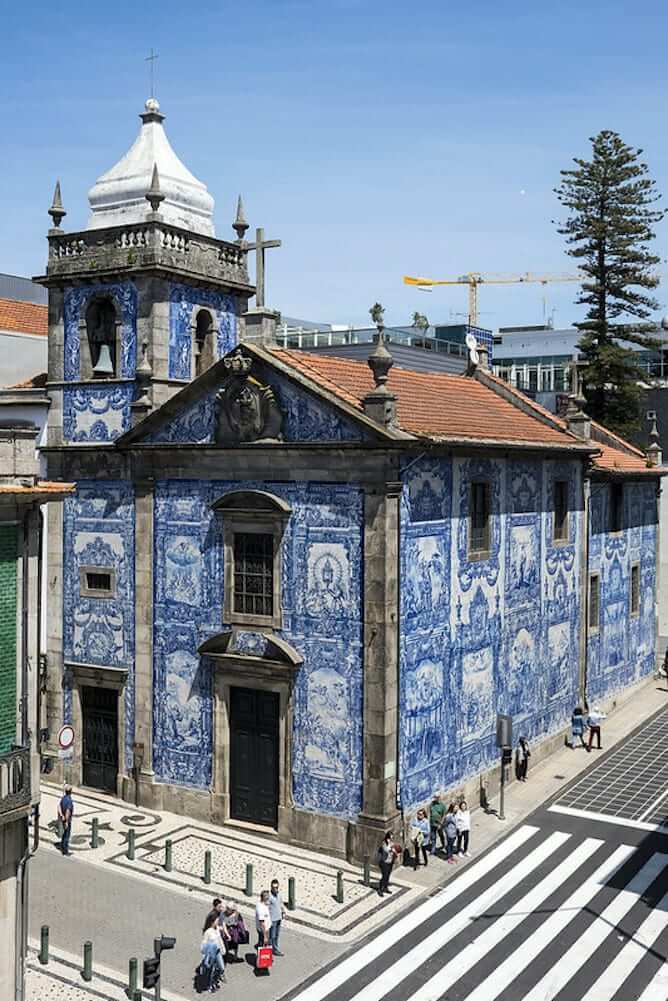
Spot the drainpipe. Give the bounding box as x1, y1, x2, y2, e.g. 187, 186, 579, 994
581, 475, 591, 705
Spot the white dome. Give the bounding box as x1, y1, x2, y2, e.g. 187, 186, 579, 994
87, 99, 215, 236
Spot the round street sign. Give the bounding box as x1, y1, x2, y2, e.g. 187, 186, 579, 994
57, 724, 75, 750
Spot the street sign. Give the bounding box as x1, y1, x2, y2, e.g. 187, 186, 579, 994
57, 747, 74, 760
57, 725, 75, 750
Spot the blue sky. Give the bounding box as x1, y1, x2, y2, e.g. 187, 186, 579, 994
2, 0, 668, 329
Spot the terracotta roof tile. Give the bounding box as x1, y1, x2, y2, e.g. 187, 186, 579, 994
0, 481, 75, 496
590, 443, 664, 475
271, 350, 580, 447
0, 298, 47, 336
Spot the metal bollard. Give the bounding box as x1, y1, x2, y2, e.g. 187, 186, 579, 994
244, 863, 253, 897
82, 941, 93, 982
133, 991, 143, 1001
336, 870, 344, 904
90, 817, 99, 849
288, 876, 296, 911
127, 828, 135, 861
128, 957, 138, 994
165, 838, 173, 872
39, 925, 49, 965
203, 850, 211, 885
363, 854, 370, 887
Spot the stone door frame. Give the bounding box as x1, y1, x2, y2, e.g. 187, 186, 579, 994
64, 662, 128, 797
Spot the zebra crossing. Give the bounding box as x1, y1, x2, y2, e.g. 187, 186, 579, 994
289, 824, 668, 1001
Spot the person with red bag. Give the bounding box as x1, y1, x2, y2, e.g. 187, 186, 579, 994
255, 890, 273, 972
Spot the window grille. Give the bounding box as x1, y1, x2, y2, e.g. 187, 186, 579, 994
233, 532, 274, 617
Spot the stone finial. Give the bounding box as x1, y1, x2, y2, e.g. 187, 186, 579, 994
565, 363, 591, 440
363, 302, 397, 427
131, 340, 153, 426
646, 410, 662, 467
137, 339, 153, 379
233, 195, 249, 241
145, 163, 165, 213
48, 180, 66, 229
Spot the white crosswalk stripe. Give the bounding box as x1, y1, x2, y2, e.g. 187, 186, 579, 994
346, 831, 569, 1001
521, 852, 668, 1001
579, 887, 668, 1001
290, 826, 668, 1001
288, 824, 539, 1001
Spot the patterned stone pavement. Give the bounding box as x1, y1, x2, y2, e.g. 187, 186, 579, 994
25, 946, 189, 1001
38, 782, 417, 940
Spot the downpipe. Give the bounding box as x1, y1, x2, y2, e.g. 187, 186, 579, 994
15, 805, 40, 1001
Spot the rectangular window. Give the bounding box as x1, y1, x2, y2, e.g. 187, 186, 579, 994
589, 574, 600, 631
610, 482, 624, 533
80, 566, 116, 598
631, 563, 640, 616
553, 480, 569, 542
469, 481, 491, 557
233, 532, 274, 617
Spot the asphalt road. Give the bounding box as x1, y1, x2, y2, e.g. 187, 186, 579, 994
285, 706, 668, 1001
28, 848, 342, 1000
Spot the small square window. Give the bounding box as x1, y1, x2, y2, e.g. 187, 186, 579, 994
233, 532, 274, 618
469, 481, 491, 558
80, 566, 116, 598
610, 483, 624, 533
553, 480, 569, 543
589, 574, 600, 631
631, 564, 640, 616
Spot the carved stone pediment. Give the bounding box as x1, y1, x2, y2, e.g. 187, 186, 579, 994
214, 348, 284, 445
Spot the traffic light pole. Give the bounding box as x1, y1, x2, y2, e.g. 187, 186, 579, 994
154, 939, 161, 1001
499, 751, 506, 821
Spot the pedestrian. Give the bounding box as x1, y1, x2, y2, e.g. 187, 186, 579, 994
443, 803, 458, 864
204, 897, 224, 931
429, 793, 446, 855
410, 808, 431, 869
268, 879, 286, 956
255, 890, 272, 949
377, 831, 399, 895
570, 707, 587, 749
456, 799, 471, 857
221, 901, 247, 963
57, 785, 74, 856
516, 737, 531, 781
586, 706, 606, 751
200, 912, 226, 992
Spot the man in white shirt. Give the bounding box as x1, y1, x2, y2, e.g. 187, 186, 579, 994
586, 707, 607, 751
255, 890, 271, 949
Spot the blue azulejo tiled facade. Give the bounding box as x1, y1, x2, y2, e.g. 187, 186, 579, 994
152, 480, 364, 817
168, 283, 237, 380
587, 481, 657, 704
399, 455, 583, 810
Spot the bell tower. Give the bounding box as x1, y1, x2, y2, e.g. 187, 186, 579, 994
36, 97, 257, 445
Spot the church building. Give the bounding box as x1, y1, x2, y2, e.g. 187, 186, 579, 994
36, 98, 664, 859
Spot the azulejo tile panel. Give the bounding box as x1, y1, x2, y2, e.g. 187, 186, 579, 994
63, 281, 138, 381
152, 480, 364, 819
399, 455, 589, 811
62, 481, 136, 769
587, 481, 657, 704
168, 283, 237, 380
63, 384, 134, 442
144, 366, 369, 444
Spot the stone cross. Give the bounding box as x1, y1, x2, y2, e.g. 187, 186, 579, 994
245, 227, 281, 309
145, 49, 159, 97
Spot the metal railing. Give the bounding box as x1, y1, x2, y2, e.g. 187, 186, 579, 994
0, 746, 31, 820
276, 324, 471, 357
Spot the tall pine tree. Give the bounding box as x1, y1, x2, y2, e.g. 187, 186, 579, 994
555, 130, 664, 438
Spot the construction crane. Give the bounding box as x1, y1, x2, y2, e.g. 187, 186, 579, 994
403, 272, 582, 326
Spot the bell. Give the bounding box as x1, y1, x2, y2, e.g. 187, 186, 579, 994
92, 343, 114, 377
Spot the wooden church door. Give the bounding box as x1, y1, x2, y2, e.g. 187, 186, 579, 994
229, 687, 279, 827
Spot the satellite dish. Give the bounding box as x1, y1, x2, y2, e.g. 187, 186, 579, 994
465, 332, 477, 349
469, 348, 480, 366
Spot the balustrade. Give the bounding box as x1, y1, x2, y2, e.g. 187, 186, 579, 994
0, 746, 31, 819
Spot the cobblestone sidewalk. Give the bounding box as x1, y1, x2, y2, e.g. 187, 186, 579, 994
26, 946, 189, 1001
37, 784, 416, 941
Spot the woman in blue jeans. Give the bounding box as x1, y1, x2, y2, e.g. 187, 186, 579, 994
200, 913, 226, 992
